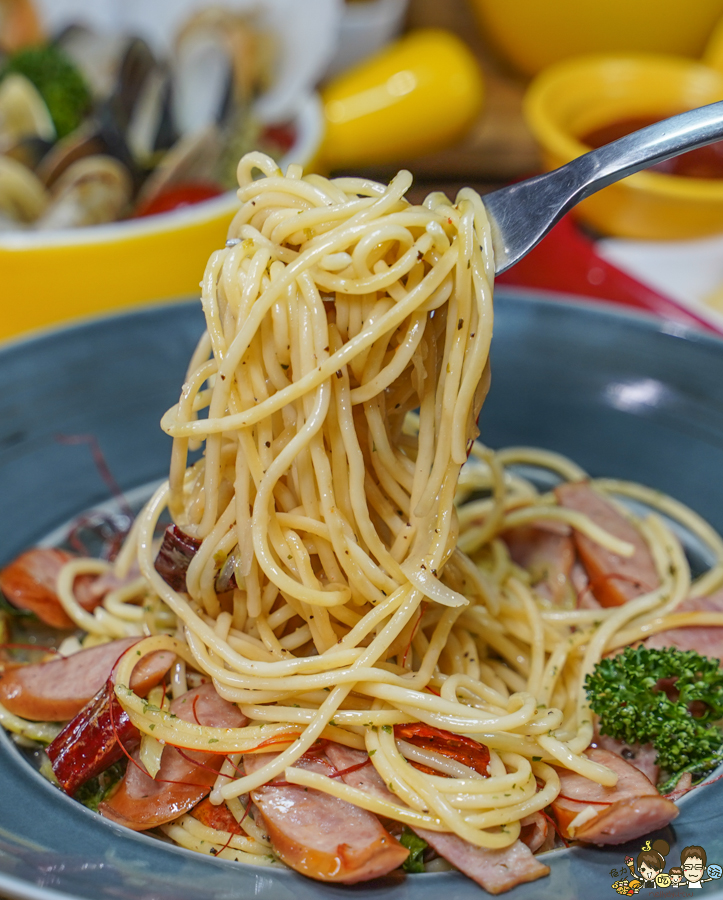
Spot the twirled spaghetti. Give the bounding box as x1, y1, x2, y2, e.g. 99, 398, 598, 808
4, 155, 723, 884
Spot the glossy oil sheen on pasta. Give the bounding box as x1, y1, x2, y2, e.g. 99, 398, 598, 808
43, 153, 723, 863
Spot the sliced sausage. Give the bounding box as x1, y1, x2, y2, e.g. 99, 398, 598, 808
244, 750, 408, 884
0, 548, 101, 629
592, 733, 659, 786
0, 637, 175, 721
99, 683, 247, 831
551, 747, 678, 844
555, 482, 658, 607
503, 524, 575, 606
520, 811, 553, 854
417, 830, 551, 894
645, 591, 723, 660
325, 743, 550, 893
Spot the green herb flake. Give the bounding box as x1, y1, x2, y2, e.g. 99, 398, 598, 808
400, 826, 428, 873
75, 759, 126, 812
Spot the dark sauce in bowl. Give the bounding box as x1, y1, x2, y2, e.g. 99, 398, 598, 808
581, 115, 723, 178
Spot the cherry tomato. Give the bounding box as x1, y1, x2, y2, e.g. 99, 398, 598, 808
135, 183, 224, 218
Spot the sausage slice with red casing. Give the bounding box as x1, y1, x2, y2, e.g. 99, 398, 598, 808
555, 482, 658, 607
99, 683, 247, 831
324, 743, 550, 894
551, 747, 678, 844
0, 548, 110, 629
244, 750, 409, 883
0, 637, 175, 721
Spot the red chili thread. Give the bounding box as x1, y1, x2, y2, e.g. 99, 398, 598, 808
540, 808, 569, 848
192, 694, 201, 725
664, 769, 723, 800
0, 642, 61, 655
55, 434, 134, 521
555, 794, 613, 806
212, 829, 236, 857
329, 758, 372, 779
246, 732, 302, 753
174, 745, 226, 776
107, 681, 213, 789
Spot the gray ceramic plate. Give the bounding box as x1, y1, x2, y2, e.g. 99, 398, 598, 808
1, 290, 723, 900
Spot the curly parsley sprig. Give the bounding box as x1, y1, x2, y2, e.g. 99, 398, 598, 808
585, 645, 723, 793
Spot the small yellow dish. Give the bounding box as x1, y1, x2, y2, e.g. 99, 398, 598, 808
524, 54, 723, 239
0, 194, 234, 342
470, 0, 723, 77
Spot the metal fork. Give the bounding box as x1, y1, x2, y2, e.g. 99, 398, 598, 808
484, 100, 723, 274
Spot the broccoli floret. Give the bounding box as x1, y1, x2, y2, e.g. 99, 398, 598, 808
585, 645, 723, 793
1, 45, 91, 138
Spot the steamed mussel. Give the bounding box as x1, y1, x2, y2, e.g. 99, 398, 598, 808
0, 6, 294, 231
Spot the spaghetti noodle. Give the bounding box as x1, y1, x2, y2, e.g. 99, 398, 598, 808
4, 155, 723, 881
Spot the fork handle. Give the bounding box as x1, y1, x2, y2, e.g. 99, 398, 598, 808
571, 99, 723, 192
486, 101, 723, 274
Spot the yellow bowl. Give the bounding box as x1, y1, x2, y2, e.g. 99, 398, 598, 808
469, 0, 723, 77
0, 94, 324, 344
523, 54, 723, 239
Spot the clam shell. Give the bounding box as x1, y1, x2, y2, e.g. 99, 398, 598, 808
0, 73, 55, 151
35, 155, 132, 230
0, 154, 48, 223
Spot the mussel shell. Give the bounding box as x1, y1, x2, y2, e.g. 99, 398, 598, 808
171, 7, 271, 138
134, 125, 222, 210
54, 25, 132, 100
4, 135, 54, 171
125, 63, 177, 164
107, 37, 157, 133
36, 112, 139, 192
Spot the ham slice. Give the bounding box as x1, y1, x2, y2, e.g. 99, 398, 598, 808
645, 591, 723, 660
244, 750, 408, 884
0, 637, 175, 721
417, 830, 550, 894
551, 748, 678, 844
503, 524, 575, 606
0, 548, 106, 629
99, 683, 247, 831
324, 743, 550, 893
555, 482, 658, 608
